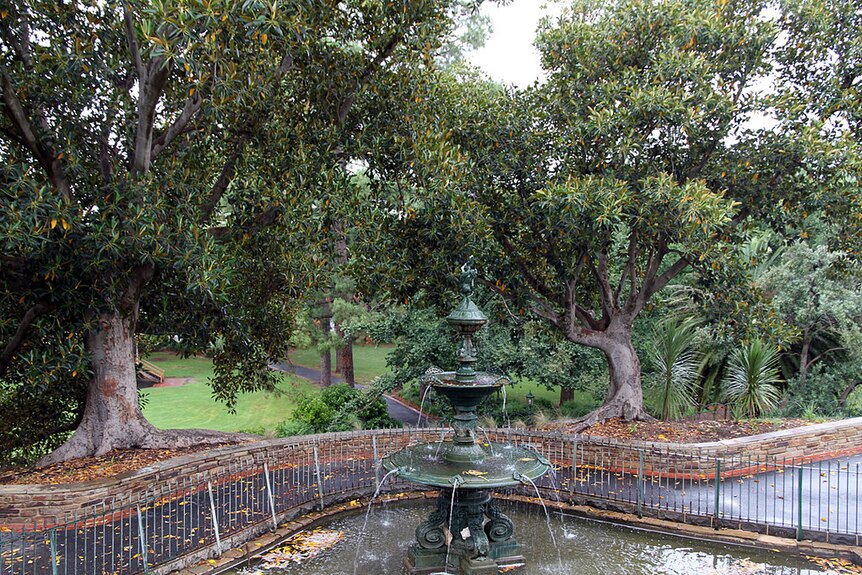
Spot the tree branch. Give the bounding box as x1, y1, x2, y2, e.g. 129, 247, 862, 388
646, 254, 689, 301
131, 58, 170, 174
806, 346, 848, 369
0, 303, 55, 377
616, 230, 639, 305
151, 93, 203, 160
336, 34, 401, 126
592, 250, 616, 319
0, 66, 72, 201
123, 5, 145, 78
200, 133, 250, 222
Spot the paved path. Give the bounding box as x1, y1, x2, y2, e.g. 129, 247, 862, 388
270, 362, 433, 427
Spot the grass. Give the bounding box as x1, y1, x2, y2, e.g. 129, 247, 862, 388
142, 352, 317, 433
288, 344, 392, 383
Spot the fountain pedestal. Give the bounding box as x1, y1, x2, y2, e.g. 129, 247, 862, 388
404, 489, 526, 575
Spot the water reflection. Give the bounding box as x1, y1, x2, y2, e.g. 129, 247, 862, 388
231, 501, 828, 575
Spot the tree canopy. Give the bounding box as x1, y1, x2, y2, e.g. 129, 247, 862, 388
0, 0, 480, 464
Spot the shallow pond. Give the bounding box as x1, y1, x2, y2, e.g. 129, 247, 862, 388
229, 500, 836, 575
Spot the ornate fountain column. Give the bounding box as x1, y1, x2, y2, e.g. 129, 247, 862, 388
382, 260, 550, 575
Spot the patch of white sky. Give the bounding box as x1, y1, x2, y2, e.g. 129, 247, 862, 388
465, 0, 781, 134
466, 0, 565, 89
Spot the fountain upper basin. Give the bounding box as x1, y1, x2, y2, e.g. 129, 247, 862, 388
382, 440, 551, 489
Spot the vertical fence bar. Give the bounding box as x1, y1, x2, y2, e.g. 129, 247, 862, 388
136, 504, 150, 575
714, 459, 721, 528
313, 446, 325, 511
263, 462, 279, 531
797, 466, 804, 541
637, 450, 644, 517
206, 481, 222, 556
372, 434, 380, 491
569, 440, 577, 501
48, 528, 57, 575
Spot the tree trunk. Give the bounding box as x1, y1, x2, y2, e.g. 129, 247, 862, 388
571, 327, 652, 431
39, 289, 253, 466
39, 311, 155, 464
319, 299, 333, 387
798, 329, 811, 388
335, 322, 355, 387
559, 387, 574, 406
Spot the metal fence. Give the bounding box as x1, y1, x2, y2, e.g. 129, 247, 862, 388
0, 428, 859, 575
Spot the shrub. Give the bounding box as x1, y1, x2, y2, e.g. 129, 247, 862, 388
722, 340, 782, 418
275, 420, 312, 437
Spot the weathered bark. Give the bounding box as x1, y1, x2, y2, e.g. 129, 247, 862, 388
569, 327, 653, 431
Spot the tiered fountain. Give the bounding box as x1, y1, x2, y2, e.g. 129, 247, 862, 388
382, 262, 551, 575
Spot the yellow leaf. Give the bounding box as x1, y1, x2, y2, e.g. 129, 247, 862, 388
657, 434, 667, 440
189, 87, 195, 97
50, 218, 57, 229
261, 33, 268, 45
61, 218, 70, 231
57, 152, 65, 160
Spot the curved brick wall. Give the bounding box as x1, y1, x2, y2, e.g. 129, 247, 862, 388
2, 418, 859, 523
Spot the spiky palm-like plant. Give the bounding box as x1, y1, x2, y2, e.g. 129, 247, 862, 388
651, 319, 700, 420
722, 340, 783, 418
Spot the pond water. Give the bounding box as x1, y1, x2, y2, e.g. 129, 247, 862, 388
229, 500, 836, 575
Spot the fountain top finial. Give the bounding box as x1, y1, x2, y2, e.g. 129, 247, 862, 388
459, 257, 478, 300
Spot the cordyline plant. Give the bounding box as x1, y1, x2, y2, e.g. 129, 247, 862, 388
0, 0, 473, 464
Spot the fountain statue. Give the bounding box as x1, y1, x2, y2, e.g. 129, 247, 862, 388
382, 260, 551, 575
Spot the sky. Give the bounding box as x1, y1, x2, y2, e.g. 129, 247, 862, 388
466, 1, 565, 88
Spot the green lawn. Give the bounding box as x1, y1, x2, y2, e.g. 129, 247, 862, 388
288, 344, 392, 383
142, 352, 317, 433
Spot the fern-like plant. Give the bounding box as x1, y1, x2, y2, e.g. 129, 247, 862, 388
651, 318, 700, 420
722, 339, 783, 418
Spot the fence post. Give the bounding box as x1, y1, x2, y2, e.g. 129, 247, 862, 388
797, 466, 804, 541
372, 434, 380, 491
136, 504, 151, 575
637, 450, 644, 517
263, 462, 279, 531
207, 481, 222, 556
714, 459, 721, 529
49, 527, 58, 575
313, 446, 325, 511
569, 440, 577, 501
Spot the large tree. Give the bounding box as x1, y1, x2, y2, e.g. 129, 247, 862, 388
1, 0, 470, 464
357, 0, 779, 426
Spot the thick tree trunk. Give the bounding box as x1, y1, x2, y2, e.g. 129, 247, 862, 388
39, 308, 252, 466
571, 327, 652, 431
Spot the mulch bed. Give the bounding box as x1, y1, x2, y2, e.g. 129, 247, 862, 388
1, 418, 817, 486
0, 442, 240, 486
557, 417, 814, 443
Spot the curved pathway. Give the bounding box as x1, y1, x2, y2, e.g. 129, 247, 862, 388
269, 361, 433, 427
